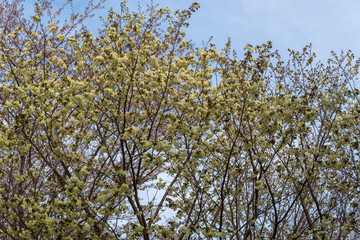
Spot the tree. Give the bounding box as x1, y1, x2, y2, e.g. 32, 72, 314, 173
0, 0, 359, 239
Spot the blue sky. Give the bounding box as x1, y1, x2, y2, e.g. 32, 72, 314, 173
119, 0, 360, 61
24, 0, 360, 61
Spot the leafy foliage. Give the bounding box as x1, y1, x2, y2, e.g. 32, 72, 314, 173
0, 0, 360, 239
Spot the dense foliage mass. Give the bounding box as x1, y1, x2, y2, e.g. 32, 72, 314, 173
1, 0, 360, 239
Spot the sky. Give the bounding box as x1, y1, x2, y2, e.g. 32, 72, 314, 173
108, 0, 360, 61
23, 0, 360, 62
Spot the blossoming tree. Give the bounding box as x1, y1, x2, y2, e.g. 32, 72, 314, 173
0, 0, 359, 239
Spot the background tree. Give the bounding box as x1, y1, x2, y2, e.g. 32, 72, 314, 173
0, 0, 360, 239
